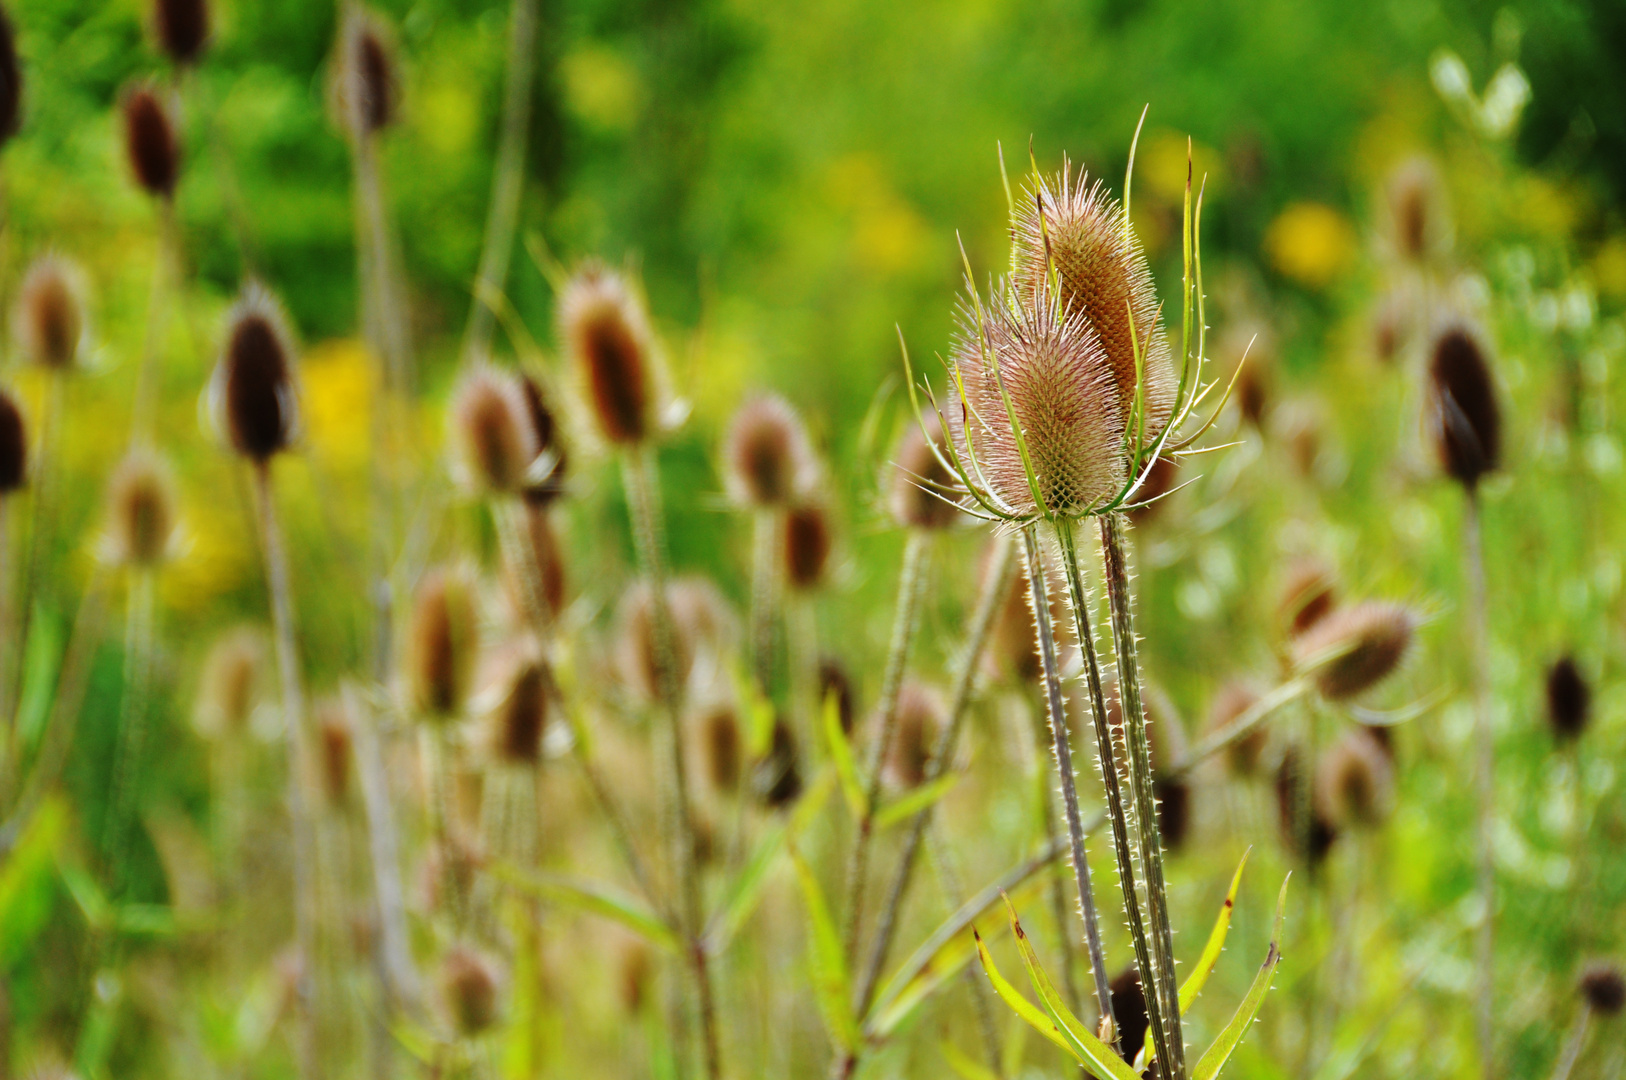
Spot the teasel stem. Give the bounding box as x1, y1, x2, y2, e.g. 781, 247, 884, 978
786, 593, 818, 733
620, 446, 721, 1080
1548, 1008, 1589, 1080
0, 497, 13, 786
421, 726, 468, 932
349, 690, 420, 1013
749, 508, 779, 698
461, 0, 537, 366
923, 820, 1005, 1079
5, 371, 66, 744
839, 529, 931, 969
100, 569, 157, 891
130, 201, 176, 446
1097, 510, 1185, 1077
1464, 492, 1495, 1079
1026, 694, 1083, 1016
251, 463, 322, 1080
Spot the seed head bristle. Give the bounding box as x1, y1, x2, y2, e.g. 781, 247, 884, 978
15, 255, 86, 371
754, 717, 803, 808
154, 0, 209, 66
817, 657, 856, 736
1315, 728, 1393, 828
724, 393, 817, 507
695, 700, 742, 794
0, 7, 20, 151
337, 10, 396, 137
103, 448, 177, 567
450, 365, 539, 495
518, 373, 568, 506
1292, 601, 1414, 700
406, 566, 480, 721
314, 696, 354, 808
440, 946, 500, 1036
1386, 156, 1446, 264
1579, 962, 1625, 1016
889, 416, 961, 530
782, 502, 832, 591
1546, 655, 1590, 743
214, 283, 299, 462
0, 389, 25, 494
1278, 557, 1338, 638
122, 85, 180, 201
1205, 680, 1267, 776
194, 626, 265, 738
1427, 320, 1501, 490
885, 682, 943, 790
559, 262, 658, 446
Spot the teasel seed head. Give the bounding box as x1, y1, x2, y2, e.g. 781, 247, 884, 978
1012, 163, 1177, 443
194, 626, 265, 738
885, 682, 943, 790
213, 283, 299, 463
504, 506, 566, 626
450, 365, 539, 496
335, 9, 397, 138
1278, 556, 1338, 638
1205, 680, 1268, 776
1385, 156, 1447, 264
1546, 654, 1590, 743
723, 393, 817, 507
481, 642, 549, 766
406, 566, 480, 722
889, 416, 961, 530
154, 0, 209, 66
0, 7, 20, 152
694, 700, 742, 795
440, 946, 500, 1036
314, 696, 354, 808
0, 389, 25, 494
1315, 728, 1393, 829
818, 657, 856, 736
122, 84, 179, 201
102, 449, 178, 567
560, 262, 660, 447
1427, 320, 1501, 490
1579, 962, 1626, 1016
15, 255, 87, 371
1292, 601, 1414, 701
754, 717, 803, 808
614, 576, 734, 703
1275, 743, 1338, 868
518, 373, 568, 506
782, 502, 832, 591
947, 287, 1124, 517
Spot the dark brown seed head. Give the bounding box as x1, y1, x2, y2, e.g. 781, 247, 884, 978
15, 255, 86, 371
0, 389, 25, 494
1278, 557, 1338, 638
214, 284, 298, 462
122, 85, 179, 200
154, 0, 209, 66
1386, 157, 1445, 264
1108, 968, 1149, 1059
885, 682, 943, 790
484, 644, 549, 765
337, 11, 396, 137
103, 449, 177, 567
1579, 962, 1625, 1016
440, 946, 499, 1036
782, 503, 832, 591
1428, 321, 1501, 490
818, 657, 856, 736
1546, 655, 1591, 742
0, 8, 21, 151
406, 566, 480, 721
502, 507, 566, 627
518, 373, 568, 506
724, 393, 817, 507
695, 700, 742, 794
755, 718, 802, 808
314, 696, 354, 807
1316, 729, 1393, 828
1205, 680, 1267, 777
194, 626, 265, 738
1292, 601, 1414, 700
614, 577, 734, 703
889, 417, 960, 530
560, 263, 657, 446
451, 366, 538, 495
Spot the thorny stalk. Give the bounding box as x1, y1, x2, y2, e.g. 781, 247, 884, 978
1464, 492, 1495, 1080
349, 688, 420, 1013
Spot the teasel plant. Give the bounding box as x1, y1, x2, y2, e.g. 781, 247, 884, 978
119, 80, 182, 441
897, 125, 1299, 1080
1550, 962, 1624, 1080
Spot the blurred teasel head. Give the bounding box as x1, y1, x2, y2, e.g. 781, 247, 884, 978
1277, 556, 1337, 638
888, 416, 961, 530
694, 699, 742, 795
0, 389, 25, 494
0, 6, 20, 152
817, 657, 855, 736
502, 506, 566, 627
194, 626, 265, 738
1292, 601, 1415, 701
782, 502, 832, 591
212, 283, 299, 463
15, 254, 86, 371
1385, 156, 1447, 264
450, 365, 539, 496
121, 84, 180, 201
614, 577, 734, 703
481, 642, 549, 766
559, 262, 661, 447
154, 0, 209, 66
314, 696, 354, 808
1579, 962, 1626, 1017
754, 717, 803, 808
983, 538, 1071, 683
1315, 728, 1394, 829
102, 449, 178, 568
335, 9, 397, 139
440, 946, 500, 1036
1427, 320, 1501, 490
406, 566, 480, 722
723, 393, 817, 507
518, 372, 568, 506
1205, 680, 1267, 777
885, 682, 943, 790
1545, 654, 1590, 743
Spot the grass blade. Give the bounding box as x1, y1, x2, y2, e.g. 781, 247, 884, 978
875, 772, 959, 830
822, 688, 865, 817
1192, 875, 1291, 1080
972, 928, 1084, 1065
493, 864, 680, 954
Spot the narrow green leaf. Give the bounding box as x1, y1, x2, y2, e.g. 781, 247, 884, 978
822, 690, 865, 818
789, 847, 859, 1051
115, 903, 177, 937
875, 773, 959, 830
493, 864, 680, 954
973, 929, 1083, 1065
941, 1038, 1002, 1080
1144, 848, 1251, 1066
703, 770, 829, 956
1193, 875, 1291, 1080
0, 797, 65, 968
57, 857, 111, 930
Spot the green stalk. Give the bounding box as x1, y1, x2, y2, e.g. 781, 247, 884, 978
1548, 1008, 1589, 1080
749, 508, 780, 698
1027, 696, 1083, 1017
1464, 492, 1495, 1080
924, 820, 1005, 1079
1097, 510, 1185, 1077
100, 570, 157, 891
5, 371, 65, 748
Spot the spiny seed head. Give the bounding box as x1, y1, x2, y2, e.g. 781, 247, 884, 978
1316, 729, 1393, 828
502, 507, 566, 627
213, 282, 299, 462
450, 365, 539, 495
755, 717, 803, 808
1206, 680, 1267, 776
194, 626, 265, 738
440, 946, 499, 1036
782, 502, 832, 591
724, 393, 817, 507
1292, 601, 1414, 700
1579, 962, 1626, 1016
335, 10, 396, 137
818, 657, 856, 736
482, 643, 549, 765
406, 566, 480, 721
518, 373, 568, 506
1386, 156, 1446, 264
0, 7, 20, 151
614, 577, 734, 703
0, 389, 25, 494
1546, 655, 1590, 742
15, 254, 87, 371
889, 415, 961, 530
1428, 320, 1501, 489
948, 288, 1124, 517
560, 262, 659, 446
1278, 557, 1338, 638
314, 696, 354, 807
102, 449, 177, 567
885, 682, 943, 790
154, 0, 209, 66
695, 700, 742, 794
1012, 163, 1177, 443
122, 84, 179, 200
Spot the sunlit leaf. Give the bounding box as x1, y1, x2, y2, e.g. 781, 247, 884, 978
822, 690, 865, 818
493, 864, 680, 954
789, 846, 859, 1051
0, 796, 65, 970
973, 928, 1083, 1065
875, 772, 959, 830
1144, 847, 1251, 1065
1193, 875, 1291, 1080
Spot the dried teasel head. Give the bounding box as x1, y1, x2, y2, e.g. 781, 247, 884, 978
1427, 319, 1501, 490
194, 626, 265, 738
559, 262, 661, 447
154, 0, 210, 66
518, 373, 568, 506
1012, 162, 1177, 443
724, 393, 817, 507
405, 566, 480, 722
212, 283, 299, 463
15, 255, 87, 371
1278, 556, 1337, 638
1579, 962, 1626, 1016
1315, 728, 1393, 828
1292, 601, 1414, 701
334, 9, 397, 138
885, 682, 944, 790
1205, 680, 1267, 777
888, 416, 961, 530
440, 946, 500, 1036
450, 365, 539, 496
480, 642, 550, 766
1385, 156, 1447, 264
818, 657, 856, 736
782, 502, 832, 591
314, 696, 354, 808
614, 576, 734, 703
0, 389, 25, 494
754, 717, 803, 808
121, 84, 179, 201
693, 699, 742, 795
0, 7, 20, 152
1546, 654, 1591, 743
101, 449, 178, 567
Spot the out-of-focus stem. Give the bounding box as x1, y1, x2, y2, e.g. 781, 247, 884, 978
1028, 699, 1083, 1017
350, 687, 419, 1014
1169, 679, 1308, 779
130, 203, 175, 446
1548, 1008, 1590, 1080
6, 372, 65, 744
748, 508, 779, 697
923, 821, 1005, 1079
1464, 493, 1495, 1080
101, 570, 157, 889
